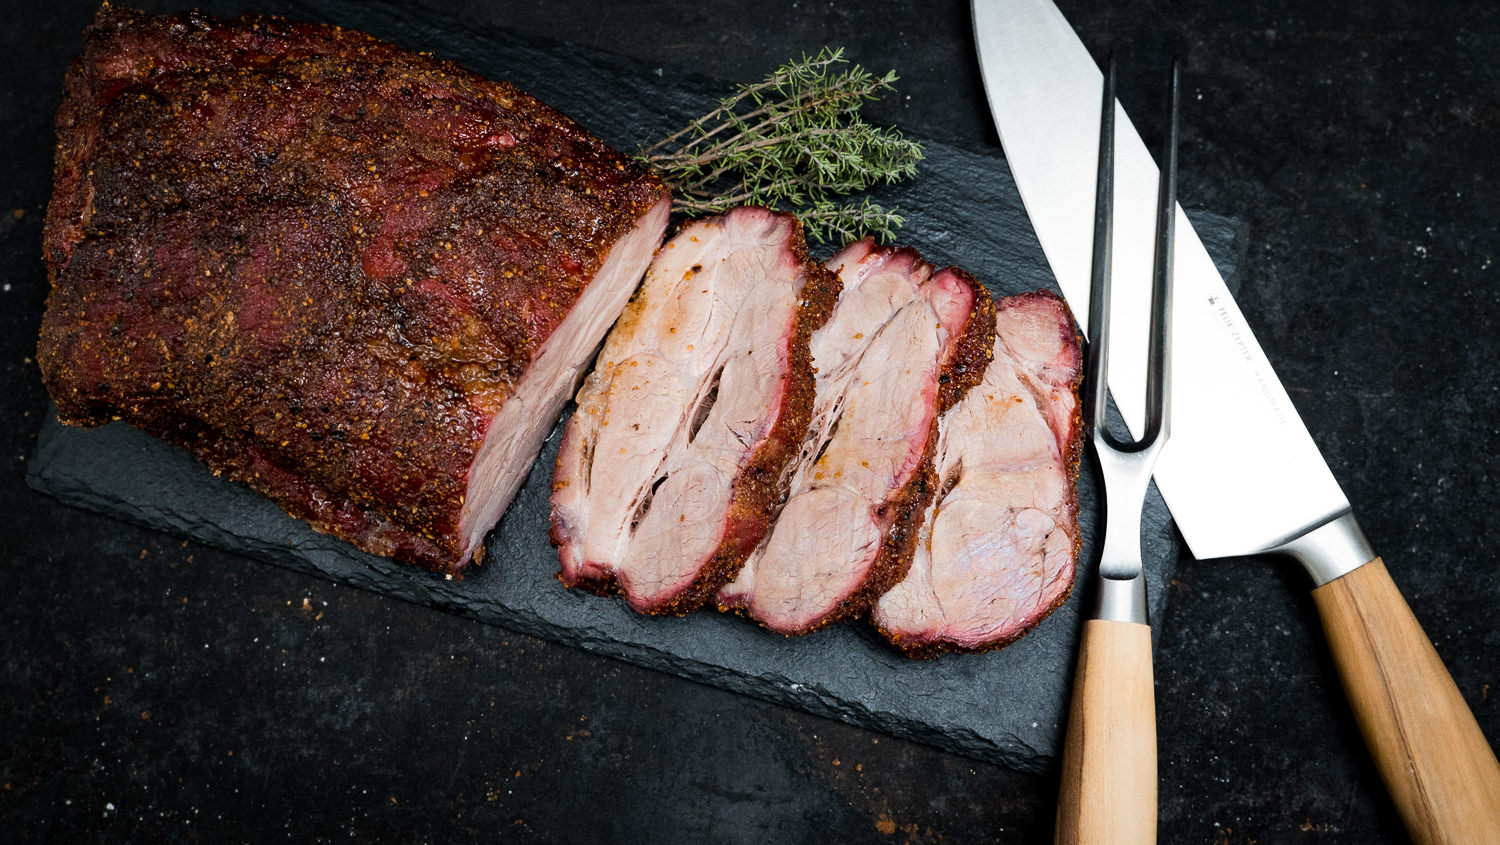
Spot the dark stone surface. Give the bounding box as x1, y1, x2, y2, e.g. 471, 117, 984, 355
23, 76, 1243, 764
3, 1, 1497, 842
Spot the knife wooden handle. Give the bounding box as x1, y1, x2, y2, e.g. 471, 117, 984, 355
1055, 619, 1156, 845
1312, 556, 1500, 845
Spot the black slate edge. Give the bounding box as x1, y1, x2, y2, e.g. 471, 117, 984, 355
22, 16, 1242, 769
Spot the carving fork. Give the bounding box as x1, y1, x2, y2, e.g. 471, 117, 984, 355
1055, 57, 1177, 845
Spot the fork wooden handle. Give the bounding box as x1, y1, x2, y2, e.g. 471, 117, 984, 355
1312, 556, 1500, 845
1055, 619, 1156, 845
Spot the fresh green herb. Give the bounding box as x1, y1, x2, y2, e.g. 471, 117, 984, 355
643, 47, 923, 244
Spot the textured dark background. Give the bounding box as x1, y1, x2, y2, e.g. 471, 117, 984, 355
3, 1, 1498, 842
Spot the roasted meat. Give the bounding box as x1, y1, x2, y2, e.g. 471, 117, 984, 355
549, 207, 840, 613
872, 292, 1083, 655
718, 242, 995, 634
38, 6, 671, 575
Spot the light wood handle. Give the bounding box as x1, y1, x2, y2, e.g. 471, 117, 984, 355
1055, 619, 1157, 845
1312, 556, 1500, 845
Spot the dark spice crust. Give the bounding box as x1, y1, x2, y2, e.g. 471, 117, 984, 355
934, 269, 999, 415
753, 452, 938, 637
763, 268, 998, 636
647, 216, 843, 615
877, 289, 1084, 658
877, 585, 1074, 659
38, 5, 667, 575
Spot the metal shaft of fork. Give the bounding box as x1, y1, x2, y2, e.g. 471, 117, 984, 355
1093, 443, 1163, 623
1086, 58, 1179, 625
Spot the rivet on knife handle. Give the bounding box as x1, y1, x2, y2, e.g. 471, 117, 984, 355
1055, 56, 1174, 845
1309, 554, 1500, 845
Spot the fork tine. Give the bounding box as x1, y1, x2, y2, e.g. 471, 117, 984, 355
1091, 57, 1177, 452
1145, 58, 1179, 446
1082, 54, 1115, 440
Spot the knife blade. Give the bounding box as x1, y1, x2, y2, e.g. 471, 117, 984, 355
972, 1, 1500, 841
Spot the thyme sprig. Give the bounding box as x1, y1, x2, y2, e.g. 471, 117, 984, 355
644, 48, 923, 244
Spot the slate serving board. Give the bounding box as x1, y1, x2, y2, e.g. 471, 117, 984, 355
24, 4, 1243, 771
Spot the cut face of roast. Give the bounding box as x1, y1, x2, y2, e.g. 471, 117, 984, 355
717, 242, 995, 635
872, 292, 1083, 654
550, 207, 839, 614
37, 6, 670, 575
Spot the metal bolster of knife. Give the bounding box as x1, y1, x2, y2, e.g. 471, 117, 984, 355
1271, 510, 1375, 587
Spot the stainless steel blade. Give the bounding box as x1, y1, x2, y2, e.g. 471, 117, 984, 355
973, 0, 1355, 565
972, 9, 1500, 831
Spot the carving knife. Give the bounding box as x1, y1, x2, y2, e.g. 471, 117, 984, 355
971, 1, 1500, 841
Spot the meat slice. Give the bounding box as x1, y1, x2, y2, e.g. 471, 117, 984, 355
550, 207, 839, 614
872, 292, 1084, 655
37, 6, 670, 576
717, 242, 995, 635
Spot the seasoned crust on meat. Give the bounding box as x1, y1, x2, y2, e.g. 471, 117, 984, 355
550, 207, 839, 614
39, 5, 670, 574
873, 291, 1083, 656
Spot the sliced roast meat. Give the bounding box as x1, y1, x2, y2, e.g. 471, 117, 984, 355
718, 243, 995, 635
550, 207, 839, 614
872, 292, 1083, 655
37, 6, 671, 576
